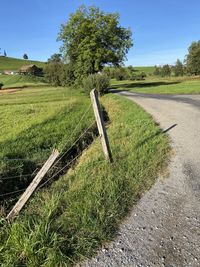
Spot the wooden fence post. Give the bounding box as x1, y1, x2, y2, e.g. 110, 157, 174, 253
6, 149, 59, 221
90, 89, 113, 163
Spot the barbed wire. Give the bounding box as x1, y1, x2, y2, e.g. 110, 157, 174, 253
52, 120, 96, 168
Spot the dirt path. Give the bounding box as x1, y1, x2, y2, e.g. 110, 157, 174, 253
81, 91, 200, 267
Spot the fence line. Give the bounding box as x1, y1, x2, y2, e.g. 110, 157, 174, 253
3, 97, 109, 220
0, 173, 34, 181
0, 188, 26, 198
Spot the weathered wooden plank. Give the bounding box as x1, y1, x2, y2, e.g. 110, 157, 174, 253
6, 149, 59, 221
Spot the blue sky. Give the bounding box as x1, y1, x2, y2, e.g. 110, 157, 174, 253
1, 0, 200, 66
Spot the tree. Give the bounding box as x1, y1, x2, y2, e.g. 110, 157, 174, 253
3, 50, 7, 57
161, 64, 171, 77
48, 53, 62, 63
174, 59, 184, 76
23, 53, 28, 60
44, 63, 63, 86
186, 41, 200, 75
44, 62, 75, 86
58, 5, 133, 81
153, 65, 161, 76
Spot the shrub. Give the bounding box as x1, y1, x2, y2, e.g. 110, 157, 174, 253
130, 72, 147, 81
44, 63, 63, 86
45, 63, 75, 87
114, 67, 128, 80
60, 64, 75, 86
0, 82, 3, 90
82, 73, 110, 95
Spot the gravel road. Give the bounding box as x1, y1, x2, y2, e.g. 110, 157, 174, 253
80, 91, 200, 267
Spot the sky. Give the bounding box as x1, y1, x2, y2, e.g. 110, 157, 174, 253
0, 0, 200, 66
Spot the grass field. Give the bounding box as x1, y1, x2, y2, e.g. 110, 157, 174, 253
111, 76, 200, 94
0, 74, 46, 89
134, 66, 155, 75
0, 87, 94, 199
0, 86, 169, 266
0, 56, 45, 71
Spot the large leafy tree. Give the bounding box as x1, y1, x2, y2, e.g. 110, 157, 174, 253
186, 41, 200, 75
58, 6, 133, 81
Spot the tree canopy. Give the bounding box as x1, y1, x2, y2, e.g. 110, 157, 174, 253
174, 59, 184, 76
186, 41, 200, 75
58, 5, 133, 81
48, 53, 62, 63
23, 53, 28, 60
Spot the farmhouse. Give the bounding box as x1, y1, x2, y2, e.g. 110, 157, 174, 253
19, 64, 43, 76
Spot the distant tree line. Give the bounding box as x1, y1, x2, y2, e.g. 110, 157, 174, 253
154, 41, 200, 77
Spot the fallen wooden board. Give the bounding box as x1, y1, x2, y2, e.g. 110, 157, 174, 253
6, 149, 59, 221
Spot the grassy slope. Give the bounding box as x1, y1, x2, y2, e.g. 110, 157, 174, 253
0, 87, 94, 197
134, 66, 155, 75
111, 77, 200, 94
0, 74, 46, 89
0, 92, 169, 266
0, 56, 45, 71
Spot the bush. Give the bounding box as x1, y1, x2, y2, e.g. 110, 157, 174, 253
130, 72, 147, 81
114, 67, 128, 80
60, 64, 75, 86
82, 73, 110, 95
0, 82, 3, 90
44, 63, 63, 86
45, 63, 75, 87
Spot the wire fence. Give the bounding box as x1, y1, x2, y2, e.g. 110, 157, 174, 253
0, 103, 98, 200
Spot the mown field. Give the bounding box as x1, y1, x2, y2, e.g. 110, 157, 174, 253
111, 76, 200, 94
0, 85, 169, 266
0, 56, 45, 71
0, 74, 46, 89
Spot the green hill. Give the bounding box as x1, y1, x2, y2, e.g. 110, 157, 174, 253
0, 56, 46, 71
134, 66, 155, 75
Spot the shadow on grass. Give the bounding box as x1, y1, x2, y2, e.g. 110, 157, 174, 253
110, 81, 181, 90
136, 124, 177, 149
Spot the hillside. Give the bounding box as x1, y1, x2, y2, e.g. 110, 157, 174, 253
0, 56, 46, 71
134, 66, 155, 75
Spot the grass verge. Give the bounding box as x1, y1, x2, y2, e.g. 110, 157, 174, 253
0, 93, 169, 266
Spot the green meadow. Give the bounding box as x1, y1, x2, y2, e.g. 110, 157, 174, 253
0, 74, 46, 89
111, 76, 200, 94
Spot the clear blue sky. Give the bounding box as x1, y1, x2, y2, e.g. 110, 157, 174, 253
1, 0, 200, 66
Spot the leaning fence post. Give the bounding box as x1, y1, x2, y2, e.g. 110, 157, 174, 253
90, 89, 113, 163
6, 149, 59, 221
